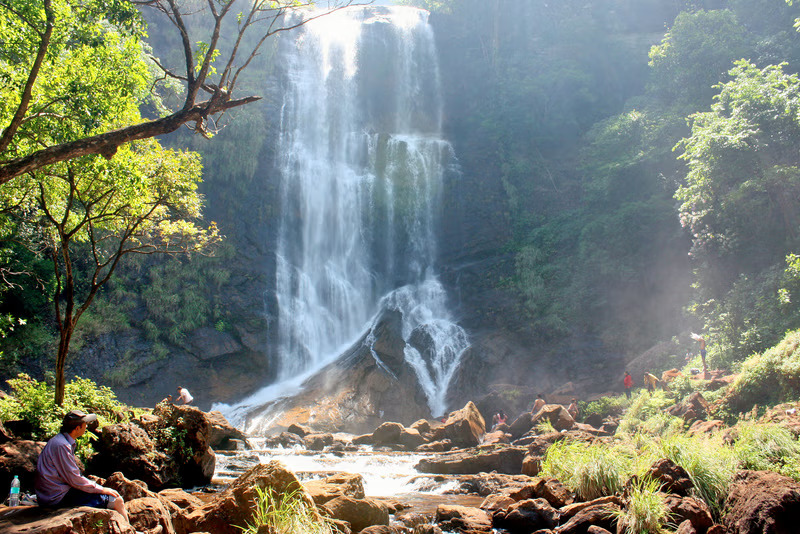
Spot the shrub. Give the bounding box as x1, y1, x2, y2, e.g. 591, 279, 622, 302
614, 477, 669, 534
238, 487, 337, 534
656, 434, 735, 518
717, 330, 800, 417
0, 374, 128, 441
582, 394, 629, 421
733, 423, 800, 480
541, 440, 635, 500
617, 390, 677, 436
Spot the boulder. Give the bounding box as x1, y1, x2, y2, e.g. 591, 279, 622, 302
667, 392, 710, 423
359, 526, 406, 534
436, 505, 492, 534
0, 506, 133, 534
287, 423, 314, 437
481, 430, 511, 445
304, 433, 335, 451
176, 460, 314, 534
0, 440, 44, 497
323, 495, 390, 533
304, 473, 366, 506
663, 495, 713, 534
492, 498, 559, 532
559, 496, 622, 521
410, 419, 432, 435
152, 403, 216, 488
417, 439, 454, 452
264, 431, 305, 448
480, 494, 516, 512
722, 470, 800, 534
531, 405, 575, 432
90, 423, 178, 490
442, 401, 486, 447
647, 458, 693, 496
554, 503, 619, 534
509, 478, 574, 508
127, 496, 176, 534
398, 428, 427, 449
415, 446, 526, 475
372, 422, 405, 445
508, 412, 534, 440
206, 411, 250, 451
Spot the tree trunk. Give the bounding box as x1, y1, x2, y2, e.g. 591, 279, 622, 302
54, 324, 73, 407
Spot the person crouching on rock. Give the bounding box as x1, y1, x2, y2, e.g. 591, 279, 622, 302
176, 386, 194, 405
35, 410, 129, 523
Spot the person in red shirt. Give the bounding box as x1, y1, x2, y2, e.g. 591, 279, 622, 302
624, 371, 634, 399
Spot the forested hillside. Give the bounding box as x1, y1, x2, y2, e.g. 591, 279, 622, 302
3, 0, 800, 407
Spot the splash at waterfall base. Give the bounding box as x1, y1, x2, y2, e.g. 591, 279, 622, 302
234, 308, 448, 436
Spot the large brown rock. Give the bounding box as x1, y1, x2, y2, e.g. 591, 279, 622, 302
371, 422, 405, 445
509, 478, 574, 508
491, 498, 559, 532
415, 446, 526, 474
554, 503, 619, 534
152, 403, 216, 488
647, 458, 693, 496
0, 440, 44, 497
531, 404, 575, 432
0, 505, 133, 533
304, 473, 366, 506
667, 392, 710, 423
323, 495, 390, 533
663, 495, 713, 534
127, 496, 176, 534
206, 410, 250, 451
443, 401, 486, 447
722, 470, 800, 534
436, 505, 492, 534
176, 460, 313, 534
91, 424, 177, 490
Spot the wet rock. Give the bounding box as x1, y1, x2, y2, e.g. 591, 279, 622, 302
450, 473, 532, 497
647, 458, 693, 496
304, 473, 366, 506
207, 410, 250, 451
415, 445, 526, 474
722, 470, 800, 534
372, 422, 405, 445
288, 423, 314, 437
304, 432, 334, 451
436, 504, 492, 534
480, 494, 516, 512
323, 495, 390, 533
492, 498, 559, 532
417, 439, 455, 452
264, 431, 305, 448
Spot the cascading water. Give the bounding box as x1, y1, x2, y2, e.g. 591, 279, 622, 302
218, 6, 468, 426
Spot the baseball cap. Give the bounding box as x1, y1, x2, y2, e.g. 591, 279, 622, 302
63, 409, 98, 429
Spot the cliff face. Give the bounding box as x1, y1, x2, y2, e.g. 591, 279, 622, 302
63, 6, 660, 414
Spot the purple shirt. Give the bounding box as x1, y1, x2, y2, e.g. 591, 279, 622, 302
35, 432, 104, 505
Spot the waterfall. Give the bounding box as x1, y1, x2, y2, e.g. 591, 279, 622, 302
219, 6, 467, 424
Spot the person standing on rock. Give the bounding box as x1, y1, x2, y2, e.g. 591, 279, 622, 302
624, 371, 633, 399
176, 386, 194, 405
567, 399, 579, 419
35, 410, 130, 523
692, 333, 708, 377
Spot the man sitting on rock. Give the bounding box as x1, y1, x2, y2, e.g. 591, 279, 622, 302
35, 410, 129, 523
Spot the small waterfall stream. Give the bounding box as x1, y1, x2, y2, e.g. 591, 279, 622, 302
219, 6, 468, 427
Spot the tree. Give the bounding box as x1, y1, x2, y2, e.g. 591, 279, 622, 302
1, 139, 219, 405
0, 0, 363, 184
